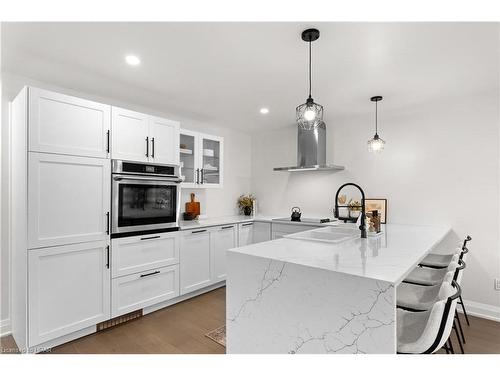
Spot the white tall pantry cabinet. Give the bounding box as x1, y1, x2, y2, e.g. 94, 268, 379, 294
11, 87, 112, 352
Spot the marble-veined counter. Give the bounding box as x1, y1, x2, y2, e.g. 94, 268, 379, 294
226, 223, 451, 354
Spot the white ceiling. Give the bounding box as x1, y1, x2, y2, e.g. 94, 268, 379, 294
2, 22, 498, 133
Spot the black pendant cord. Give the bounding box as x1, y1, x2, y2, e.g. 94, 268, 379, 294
375, 100, 378, 136
308, 39, 312, 99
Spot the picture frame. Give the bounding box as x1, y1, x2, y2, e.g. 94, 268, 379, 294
365, 198, 387, 224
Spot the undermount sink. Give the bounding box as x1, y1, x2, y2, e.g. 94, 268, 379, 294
284, 226, 359, 244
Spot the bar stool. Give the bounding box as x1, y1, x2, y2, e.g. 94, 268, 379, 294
403, 255, 460, 286
419, 235, 470, 269
397, 261, 466, 353
397, 271, 454, 311
397, 280, 461, 354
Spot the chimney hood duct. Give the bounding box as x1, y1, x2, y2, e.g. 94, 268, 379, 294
273, 122, 345, 172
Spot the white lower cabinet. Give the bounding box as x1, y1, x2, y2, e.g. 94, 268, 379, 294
253, 221, 272, 243
111, 264, 179, 318
238, 222, 253, 246
211, 224, 237, 282
180, 229, 212, 294
28, 241, 111, 346
238, 221, 271, 246
111, 232, 179, 278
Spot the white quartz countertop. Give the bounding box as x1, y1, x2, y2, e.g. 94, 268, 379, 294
179, 215, 337, 230
179, 215, 273, 230
227, 223, 451, 284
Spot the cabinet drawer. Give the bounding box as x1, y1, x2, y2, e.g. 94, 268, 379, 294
111, 232, 179, 278
111, 264, 179, 318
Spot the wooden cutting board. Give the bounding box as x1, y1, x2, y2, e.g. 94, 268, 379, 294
185, 193, 200, 216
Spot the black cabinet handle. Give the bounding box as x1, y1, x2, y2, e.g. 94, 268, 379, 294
221, 225, 234, 230
242, 222, 254, 227
151, 137, 155, 158
140, 270, 160, 278
106, 245, 110, 269
106, 130, 110, 153
140, 235, 161, 241
106, 212, 110, 234
145, 136, 149, 157
201, 168, 204, 184
196, 168, 200, 184
192, 229, 207, 234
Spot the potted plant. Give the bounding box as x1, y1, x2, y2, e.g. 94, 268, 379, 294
348, 200, 362, 218
238, 194, 255, 216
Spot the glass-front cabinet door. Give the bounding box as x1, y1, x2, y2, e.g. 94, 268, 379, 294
200, 134, 223, 187
179, 130, 199, 188
179, 130, 223, 188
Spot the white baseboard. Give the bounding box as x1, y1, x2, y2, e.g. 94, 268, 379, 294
0, 318, 12, 337
459, 299, 500, 322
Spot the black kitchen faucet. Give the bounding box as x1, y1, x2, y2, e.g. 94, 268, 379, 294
334, 183, 367, 239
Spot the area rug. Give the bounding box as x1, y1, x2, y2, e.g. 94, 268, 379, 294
205, 325, 226, 347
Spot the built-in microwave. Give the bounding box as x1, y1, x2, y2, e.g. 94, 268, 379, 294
111, 160, 182, 238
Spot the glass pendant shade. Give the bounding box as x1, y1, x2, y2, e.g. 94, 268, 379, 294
296, 97, 324, 130
296, 28, 323, 131
367, 133, 385, 153
368, 95, 385, 153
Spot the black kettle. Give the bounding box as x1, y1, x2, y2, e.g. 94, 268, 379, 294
291, 207, 302, 222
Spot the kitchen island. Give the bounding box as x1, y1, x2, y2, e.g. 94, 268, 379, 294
226, 223, 450, 354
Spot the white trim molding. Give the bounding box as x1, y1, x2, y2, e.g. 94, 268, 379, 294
459, 299, 500, 322
0, 318, 11, 337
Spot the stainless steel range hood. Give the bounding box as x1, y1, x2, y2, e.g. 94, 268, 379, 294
273, 122, 345, 172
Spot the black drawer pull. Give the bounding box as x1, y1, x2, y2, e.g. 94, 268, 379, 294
221, 225, 234, 230
192, 229, 207, 234
140, 235, 161, 241
106, 245, 110, 269
140, 270, 160, 278
242, 222, 253, 227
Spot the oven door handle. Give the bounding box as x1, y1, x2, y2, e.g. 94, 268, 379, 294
113, 176, 182, 183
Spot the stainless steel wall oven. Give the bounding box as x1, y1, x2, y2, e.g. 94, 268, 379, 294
111, 160, 181, 237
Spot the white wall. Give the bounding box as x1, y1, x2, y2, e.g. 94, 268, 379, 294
0, 72, 252, 330
251, 90, 500, 314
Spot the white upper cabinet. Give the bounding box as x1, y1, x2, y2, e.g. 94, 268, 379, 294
179, 129, 223, 188
28, 153, 111, 249
112, 107, 180, 165
179, 129, 200, 188
200, 133, 223, 188
149, 116, 180, 165
111, 107, 149, 163
28, 241, 110, 346
28, 87, 111, 158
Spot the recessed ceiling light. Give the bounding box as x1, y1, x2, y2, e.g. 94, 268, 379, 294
260, 108, 269, 114
125, 55, 141, 66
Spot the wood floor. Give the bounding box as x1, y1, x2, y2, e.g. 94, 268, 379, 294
1, 287, 226, 354
2, 286, 500, 354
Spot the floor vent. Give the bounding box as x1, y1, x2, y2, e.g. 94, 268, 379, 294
97, 310, 143, 331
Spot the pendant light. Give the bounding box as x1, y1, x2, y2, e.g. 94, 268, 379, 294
296, 28, 323, 130
367, 96, 385, 153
